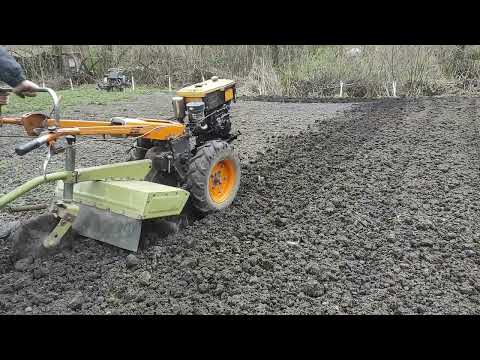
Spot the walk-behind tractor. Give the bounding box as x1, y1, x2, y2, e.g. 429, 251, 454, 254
0, 77, 240, 260
97, 68, 131, 91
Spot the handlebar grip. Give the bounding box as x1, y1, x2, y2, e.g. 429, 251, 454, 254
15, 135, 49, 156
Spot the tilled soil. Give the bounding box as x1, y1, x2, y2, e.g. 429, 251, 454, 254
1, 94, 480, 314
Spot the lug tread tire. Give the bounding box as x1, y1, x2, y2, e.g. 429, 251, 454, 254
185, 140, 240, 214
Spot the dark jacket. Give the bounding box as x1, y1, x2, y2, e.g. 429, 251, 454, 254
0, 47, 26, 87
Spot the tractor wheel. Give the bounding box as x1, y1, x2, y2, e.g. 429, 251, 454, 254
185, 140, 240, 214
9, 213, 74, 262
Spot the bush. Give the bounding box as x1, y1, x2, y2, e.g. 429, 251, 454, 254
10, 45, 480, 97
240, 58, 283, 96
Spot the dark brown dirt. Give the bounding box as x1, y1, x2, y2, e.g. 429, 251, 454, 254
1, 92, 480, 314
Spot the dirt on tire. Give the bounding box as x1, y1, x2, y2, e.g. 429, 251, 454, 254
1, 92, 479, 314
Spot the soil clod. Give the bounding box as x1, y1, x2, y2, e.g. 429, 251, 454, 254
14, 256, 33, 272
126, 254, 139, 269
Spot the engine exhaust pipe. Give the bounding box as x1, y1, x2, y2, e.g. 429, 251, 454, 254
172, 96, 185, 121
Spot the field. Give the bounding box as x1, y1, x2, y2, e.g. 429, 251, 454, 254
0, 85, 156, 116
1, 91, 480, 314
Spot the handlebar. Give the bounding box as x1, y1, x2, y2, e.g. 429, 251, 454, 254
32, 88, 60, 126
15, 134, 52, 156
13, 87, 61, 155
0, 87, 59, 125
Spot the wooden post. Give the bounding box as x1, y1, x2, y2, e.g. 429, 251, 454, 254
168, 75, 172, 92
69, 78, 74, 90
339, 81, 344, 97
132, 76, 135, 92
392, 81, 397, 97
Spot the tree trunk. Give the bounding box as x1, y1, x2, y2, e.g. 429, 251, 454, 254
51, 45, 64, 75
271, 45, 279, 67
103, 45, 114, 72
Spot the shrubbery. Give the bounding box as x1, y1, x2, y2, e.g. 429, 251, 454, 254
13, 45, 480, 97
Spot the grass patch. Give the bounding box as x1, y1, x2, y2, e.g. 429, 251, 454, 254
1, 84, 160, 115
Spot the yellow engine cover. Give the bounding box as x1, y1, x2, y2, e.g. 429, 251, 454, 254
176, 77, 236, 98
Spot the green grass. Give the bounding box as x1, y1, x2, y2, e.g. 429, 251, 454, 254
1, 84, 161, 115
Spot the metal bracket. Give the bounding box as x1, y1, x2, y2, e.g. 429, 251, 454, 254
43, 202, 79, 248
43, 218, 73, 248
54, 201, 80, 218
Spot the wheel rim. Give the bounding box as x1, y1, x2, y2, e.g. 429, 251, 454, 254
208, 158, 237, 204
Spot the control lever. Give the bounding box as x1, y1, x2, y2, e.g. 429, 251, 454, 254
42, 145, 53, 179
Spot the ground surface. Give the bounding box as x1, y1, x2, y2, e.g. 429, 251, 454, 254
1, 92, 480, 314
1, 85, 152, 116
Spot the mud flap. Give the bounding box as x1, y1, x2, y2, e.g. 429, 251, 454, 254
72, 204, 142, 252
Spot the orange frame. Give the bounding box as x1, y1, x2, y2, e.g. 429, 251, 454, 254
1, 114, 186, 142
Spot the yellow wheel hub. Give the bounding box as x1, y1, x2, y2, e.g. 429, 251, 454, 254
208, 159, 236, 204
